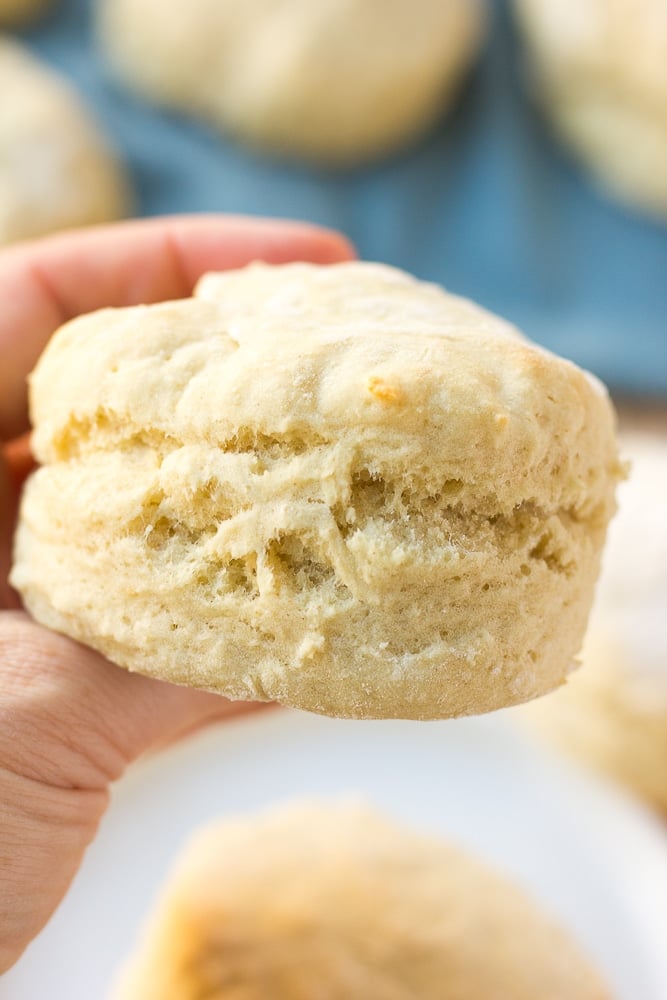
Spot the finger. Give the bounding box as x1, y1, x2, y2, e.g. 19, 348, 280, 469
4, 433, 34, 488
1, 437, 35, 609
0, 215, 355, 440
0, 610, 264, 970
0, 611, 261, 789
0, 756, 106, 973
0, 456, 17, 609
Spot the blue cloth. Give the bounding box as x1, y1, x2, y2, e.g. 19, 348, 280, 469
17, 0, 667, 395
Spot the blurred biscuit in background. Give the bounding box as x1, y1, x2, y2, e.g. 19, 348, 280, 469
112, 800, 610, 1000
97, 0, 487, 166
514, 0, 667, 219
0, 0, 49, 27
0, 37, 130, 246
519, 418, 667, 813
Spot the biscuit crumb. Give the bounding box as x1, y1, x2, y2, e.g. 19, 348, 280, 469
296, 634, 326, 662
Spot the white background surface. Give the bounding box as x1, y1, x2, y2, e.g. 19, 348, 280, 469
4, 710, 667, 998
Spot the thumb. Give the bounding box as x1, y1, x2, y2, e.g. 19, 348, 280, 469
0, 610, 260, 972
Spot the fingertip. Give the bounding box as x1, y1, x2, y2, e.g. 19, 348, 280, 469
165, 214, 357, 281
310, 231, 357, 264
169, 213, 356, 258
283, 220, 357, 264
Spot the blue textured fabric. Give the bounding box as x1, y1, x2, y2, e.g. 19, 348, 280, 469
15, 0, 667, 394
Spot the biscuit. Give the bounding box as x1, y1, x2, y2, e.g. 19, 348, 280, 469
11, 262, 620, 720
0, 38, 129, 246
97, 0, 486, 166
514, 0, 667, 217
519, 427, 667, 812
0, 0, 48, 25
112, 800, 610, 1000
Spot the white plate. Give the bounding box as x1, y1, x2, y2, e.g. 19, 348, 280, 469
5, 710, 667, 999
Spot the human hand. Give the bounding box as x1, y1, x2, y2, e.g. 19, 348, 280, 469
0, 215, 354, 972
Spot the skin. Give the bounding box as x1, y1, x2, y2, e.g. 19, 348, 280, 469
0, 214, 355, 973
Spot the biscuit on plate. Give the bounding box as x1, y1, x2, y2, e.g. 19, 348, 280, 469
514, 0, 667, 217
519, 426, 667, 812
97, 0, 486, 165
0, 38, 129, 246
112, 800, 610, 1000
11, 262, 620, 719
